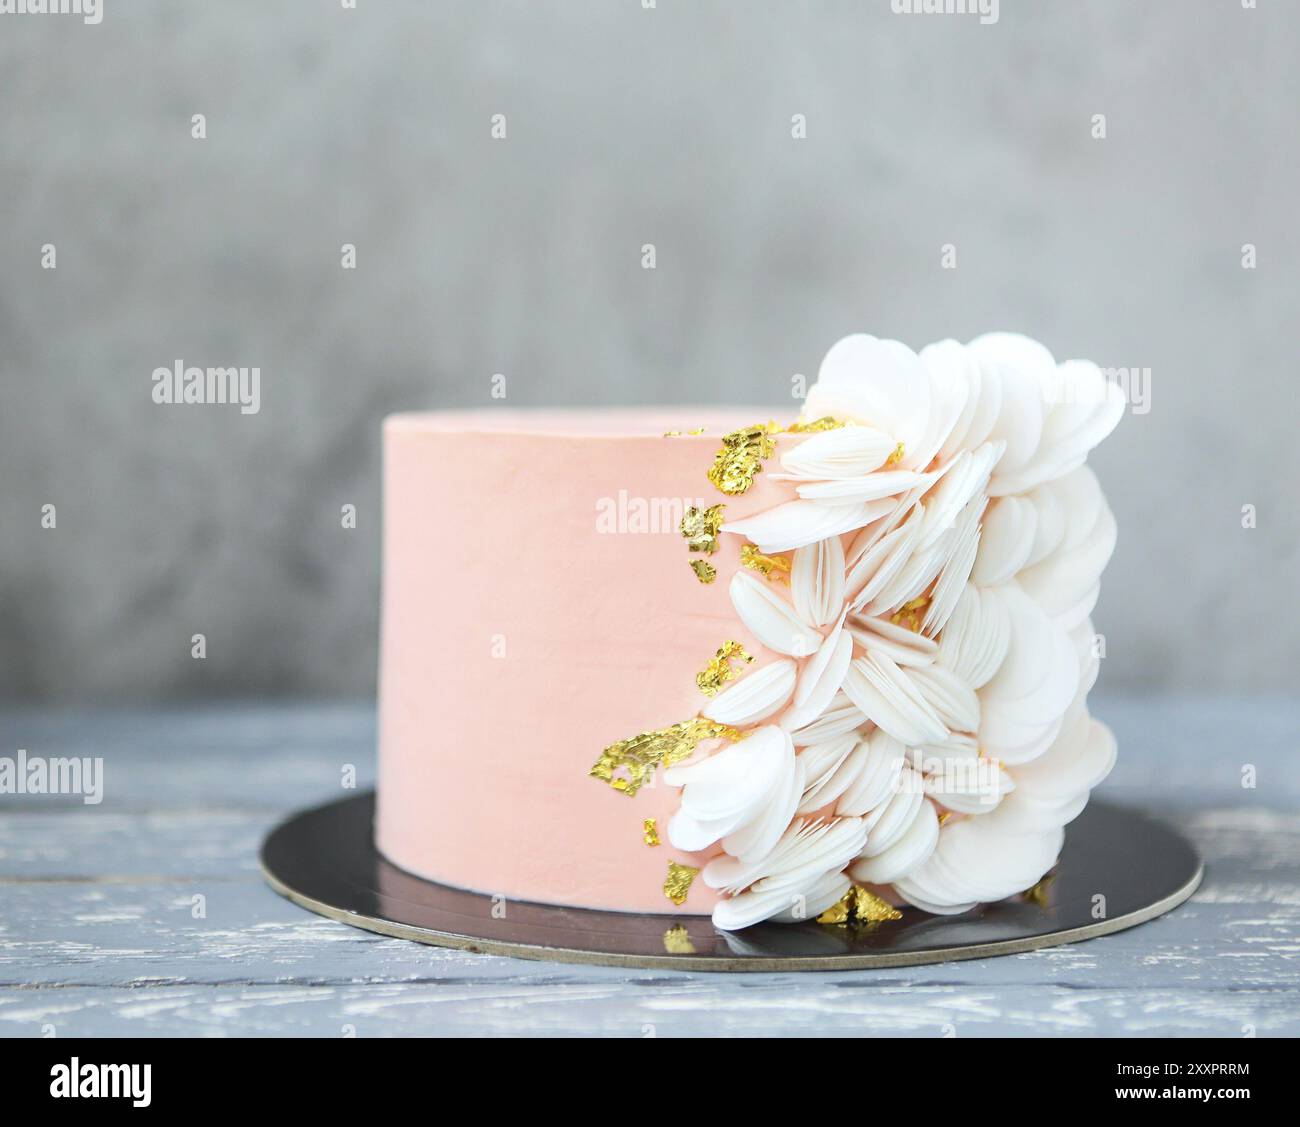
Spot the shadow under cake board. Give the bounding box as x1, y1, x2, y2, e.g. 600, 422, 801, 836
260, 793, 1201, 972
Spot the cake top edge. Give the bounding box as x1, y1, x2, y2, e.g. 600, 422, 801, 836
384, 407, 789, 439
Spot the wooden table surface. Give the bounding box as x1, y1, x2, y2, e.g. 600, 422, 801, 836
1, 696, 1297, 1038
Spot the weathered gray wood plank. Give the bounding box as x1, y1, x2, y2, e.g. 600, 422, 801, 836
1, 697, 1297, 1036
0, 806, 1296, 987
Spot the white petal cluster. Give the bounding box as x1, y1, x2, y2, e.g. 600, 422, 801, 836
669, 333, 1125, 929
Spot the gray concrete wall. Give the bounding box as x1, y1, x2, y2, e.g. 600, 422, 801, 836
1, 0, 1295, 700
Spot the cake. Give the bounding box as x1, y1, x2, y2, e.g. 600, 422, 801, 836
376, 332, 1125, 929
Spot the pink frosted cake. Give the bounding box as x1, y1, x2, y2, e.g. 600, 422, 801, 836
376, 333, 1125, 929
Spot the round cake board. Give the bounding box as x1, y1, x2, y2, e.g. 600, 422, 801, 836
260, 793, 1201, 972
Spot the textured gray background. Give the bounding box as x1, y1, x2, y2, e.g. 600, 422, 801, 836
1, 0, 1296, 701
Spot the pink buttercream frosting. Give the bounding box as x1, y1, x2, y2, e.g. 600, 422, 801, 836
376, 407, 800, 914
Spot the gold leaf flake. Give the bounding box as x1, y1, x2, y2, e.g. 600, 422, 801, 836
589, 717, 742, 797
663, 430, 682, 437
885, 442, 906, 466
706, 422, 781, 495
853, 886, 903, 922
740, 544, 791, 583
818, 885, 903, 926
816, 890, 853, 925
1022, 874, 1055, 909
643, 818, 661, 847
680, 504, 726, 554
663, 925, 696, 954
687, 426, 706, 435
695, 640, 753, 697
663, 861, 699, 906
689, 559, 717, 584
936, 809, 953, 827
786, 416, 845, 434
890, 595, 930, 632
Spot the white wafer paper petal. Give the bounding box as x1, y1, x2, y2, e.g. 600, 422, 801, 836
861, 769, 924, 855
796, 734, 859, 814
792, 536, 845, 628
968, 332, 1052, 475
923, 758, 1014, 815
842, 652, 949, 747
990, 361, 1125, 496
786, 690, 865, 745
916, 441, 1002, 553
722, 755, 805, 864
1013, 710, 1117, 802
666, 727, 796, 856
863, 520, 962, 619
705, 816, 866, 898
896, 807, 1064, 909
714, 870, 852, 930
801, 334, 932, 456
850, 797, 939, 884
979, 585, 1080, 728
664, 725, 787, 822
909, 662, 980, 733
847, 614, 938, 667
835, 729, 908, 817
723, 498, 894, 555
778, 426, 897, 479
702, 658, 797, 726
921, 533, 979, 638
769, 870, 855, 924
796, 469, 937, 503
946, 346, 1002, 459
728, 571, 822, 657
923, 338, 986, 462
751, 818, 869, 895
920, 491, 985, 635
1018, 496, 1116, 626
781, 622, 853, 732
971, 495, 1038, 588
846, 504, 924, 610
936, 584, 1011, 690
909, 348, 970, 470
1023, 479, 1068, 566
804, 737, 879, 814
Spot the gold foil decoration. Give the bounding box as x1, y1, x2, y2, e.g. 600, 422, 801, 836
786, 416, 844, 434
663, 861, 699, 906
886, 442, 906, 466
643, 818, 661, 847
662, 925, 696, 954
664, 426, 707, 437
706, 422, 780, 495
689, 559, 717, 584
680, 504, 726, 554
1022, 874, 1055, 909
816, 892, 853, 925
589, 717, 741, 797
853, 886, 904, 922
688, 426, 706, 435
695, 640, 753, 697
740, 544, 791, 583
818, 885, 904, 926
890, 595, 930, 632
